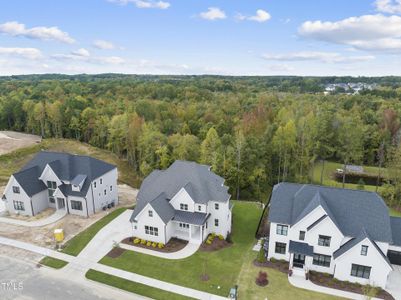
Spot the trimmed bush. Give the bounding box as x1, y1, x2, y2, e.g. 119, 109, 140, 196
255, 271, 268, 286
140, 239, 146, 245
146, 241, 151, 247
152, 242, 157, 248
218, 234, 224, 240
206, 239, 212, 245
134, 238, 140, 244
158, 243, 164, 249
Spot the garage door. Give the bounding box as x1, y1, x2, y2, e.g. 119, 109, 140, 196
388, 250, 401, 265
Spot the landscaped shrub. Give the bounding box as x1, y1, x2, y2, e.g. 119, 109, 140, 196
270, 257, 276, 263
152, 242, 157, 248
206, 239, 212, 245
211, 233, 216, 238
146, 241, 151, 247
255, 271, 268, 286
158, 243, 164, 249
218, 234, 224, 240
226, 233, 232, 243
140, 239, 146, 245
257, 246, 266, 263
134, 238, 140, 244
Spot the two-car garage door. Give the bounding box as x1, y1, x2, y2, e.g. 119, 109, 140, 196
388, 250, 401, 265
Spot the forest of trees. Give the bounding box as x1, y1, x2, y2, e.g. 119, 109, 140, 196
2, 74, 401, 208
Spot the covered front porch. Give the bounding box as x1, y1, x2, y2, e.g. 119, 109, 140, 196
289, 240, 314, 278
172, 211, 210, 243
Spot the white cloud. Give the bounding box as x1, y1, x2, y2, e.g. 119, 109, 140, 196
71, 48, 90, 57
0, 47, 42, 59
298, 14, 401, 51
269, 64, 294, 72
375, 0, 401, 14
52, 49, 124, 65
0, 21, 75, 43
109, 0, 170, 9
236, 9, 271, 23
262, 51, 375, 64
199, 7, 226, 21
93, 39, 115, 50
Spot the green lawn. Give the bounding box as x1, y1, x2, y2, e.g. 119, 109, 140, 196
62, 207, 127, 256
312, 160, 384, 192
86, 269, 193, 300
100, 201, 262, 296
390, 207, 401, 218
39, 257, 68, 269
236, 251, 342, 300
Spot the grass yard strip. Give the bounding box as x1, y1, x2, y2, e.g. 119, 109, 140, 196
100, 201, 263, 296
62, 207, 127, 256
85, 269, 193, 300
39, 257, 68, 269
390, 207, 401, 218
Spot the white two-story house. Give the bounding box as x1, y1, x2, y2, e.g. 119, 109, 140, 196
130, 160, 232, 244
1, 151, 118, 217
267, 182, 401, 289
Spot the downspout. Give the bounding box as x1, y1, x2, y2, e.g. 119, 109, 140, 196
30, 198, 35, 216
90, 183, 96, 214
85, 197, 89, 218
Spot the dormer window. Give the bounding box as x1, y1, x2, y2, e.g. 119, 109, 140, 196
276, 224, 288, 236
361, 245, 368, 256
12, 186, 20, 194
198, 205, 202, 211
180, 203, 188, 211
100, 178, 103, 184
148, 210, 153, 217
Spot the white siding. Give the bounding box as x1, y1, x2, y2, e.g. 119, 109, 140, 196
91, 168, 118, 213
169, 188, 195, 212
67, 196, 87, 217
207, 200, 231, 238
39, 165, 62, 187
31, 190, 48, 215
3, 176, 33, 216
132, 204, 166, 244
268, 222, 290, 260
334, 238, 392, 288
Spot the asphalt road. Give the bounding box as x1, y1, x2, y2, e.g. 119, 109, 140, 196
0, 256, 115, 300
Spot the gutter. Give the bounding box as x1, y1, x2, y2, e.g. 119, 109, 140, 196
90, 183, 95, 214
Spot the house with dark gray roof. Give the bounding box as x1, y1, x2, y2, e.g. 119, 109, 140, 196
267, 182, 401, 289
130, 160, 232, 244
1, 151, 118, 217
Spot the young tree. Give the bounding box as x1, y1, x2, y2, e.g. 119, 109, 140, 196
200, 127, 222, 172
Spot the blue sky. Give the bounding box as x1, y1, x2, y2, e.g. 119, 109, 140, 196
1, 0, 401, 75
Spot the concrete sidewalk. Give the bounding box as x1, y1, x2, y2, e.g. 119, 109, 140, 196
288, 274, 382, 300
120, 241, 200, 259
0, 209, 66, 227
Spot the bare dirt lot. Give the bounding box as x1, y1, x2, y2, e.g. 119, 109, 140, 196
0, 184, 137, 256
0, 131, 41, 155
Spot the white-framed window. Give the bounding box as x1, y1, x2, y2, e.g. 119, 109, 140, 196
215, 203, 219, 210
145, 225, 158, 236
276, 224, 288, 236
94, 181, 97, 188
214, 218, 219, 227
47, 181, 57, 204
299, 231, 305, 241
198, 205, 202, 211
12, 186, 20, 194
180, 203, 188, 211
318, 235, 331, 247
71, 200, 83, 211
148, 210, 153, 217
179, 222, 189, 229
110, 186, 113, 192
104, 189, 107, 195
351, 264, 371, 279
361, 245, 368, 256
313, 253, 331, 267
100, 178, 103, 184
13, 200, 24, 211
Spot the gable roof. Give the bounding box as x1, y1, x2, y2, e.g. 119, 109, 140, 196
14, 151, 116, 197
130, 160, 230, 224
268, 182, 393, 243
333, 228, 392, 268
390, 217, 401, 246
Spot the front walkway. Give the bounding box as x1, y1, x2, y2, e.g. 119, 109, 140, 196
288, 274, 382, 300
386, 265, 401, 300
120, 242, 200, 259
0, 209, 67, 227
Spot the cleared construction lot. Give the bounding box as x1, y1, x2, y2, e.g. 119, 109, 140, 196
0, 131, 41, 155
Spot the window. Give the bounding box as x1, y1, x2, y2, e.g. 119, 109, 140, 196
47, 181, 57, 204
215, 203, 219, 210
179, 223, 189, 229
13, 200, 24, 211
299, 231, 305, 241
313, 253, 331, 267
351, 264, 371, 279
49, 197, 55, 204
71, 200, 83, 211
134, 225, 137, 230
275, 242, 286, 254
145, 225, 158, 236
12, 186, 20, 194
361, 245, 368, 256
276, 224, 288, 236
104, 189, 107, 195
47, 181, 57, 189
110, 186, 113, 192
100, 178, 103, 184
318, 235, 331, 247
94, 182, 97, 188
198, 205, 202, 211
214, 218, 219, 226
148, 210, 153, 217
180, 203, 188, 211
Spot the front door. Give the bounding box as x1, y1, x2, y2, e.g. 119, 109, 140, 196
57, 198, 65, 209
293, 253, 305, 268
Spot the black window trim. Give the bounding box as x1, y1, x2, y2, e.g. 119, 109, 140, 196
312, 253, 331, 267
351, 264, 371, 279
275, 242, 286, 254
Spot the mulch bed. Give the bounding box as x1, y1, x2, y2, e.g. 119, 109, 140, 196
122, 237, 188, 253
199, 238, 232, 252
253, 259, 289, 274
106, 247, 126, 258
309, 271, 394, 300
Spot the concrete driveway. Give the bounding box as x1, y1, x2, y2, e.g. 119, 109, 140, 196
387, 265, 401, 300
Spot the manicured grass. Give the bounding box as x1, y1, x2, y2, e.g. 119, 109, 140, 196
312, 160, 385, 193
39, 257, 68, 269
236, 251, 343, 300
100, 201, 262, 296
62, 207, 127, 256
86, 269, 193, 300
0, 138, 141, 187
390, 207, 401, 218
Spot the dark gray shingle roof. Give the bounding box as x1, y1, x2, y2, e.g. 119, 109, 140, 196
289, 241, 314, 256
14, 151, 115, 197
268, 182, 393, 243
390, 217, 401, 246
173, 210, 210, 225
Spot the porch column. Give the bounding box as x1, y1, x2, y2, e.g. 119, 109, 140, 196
289, 253, 293, 269
189, 224, 192, 240
200, 225, 203, 241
